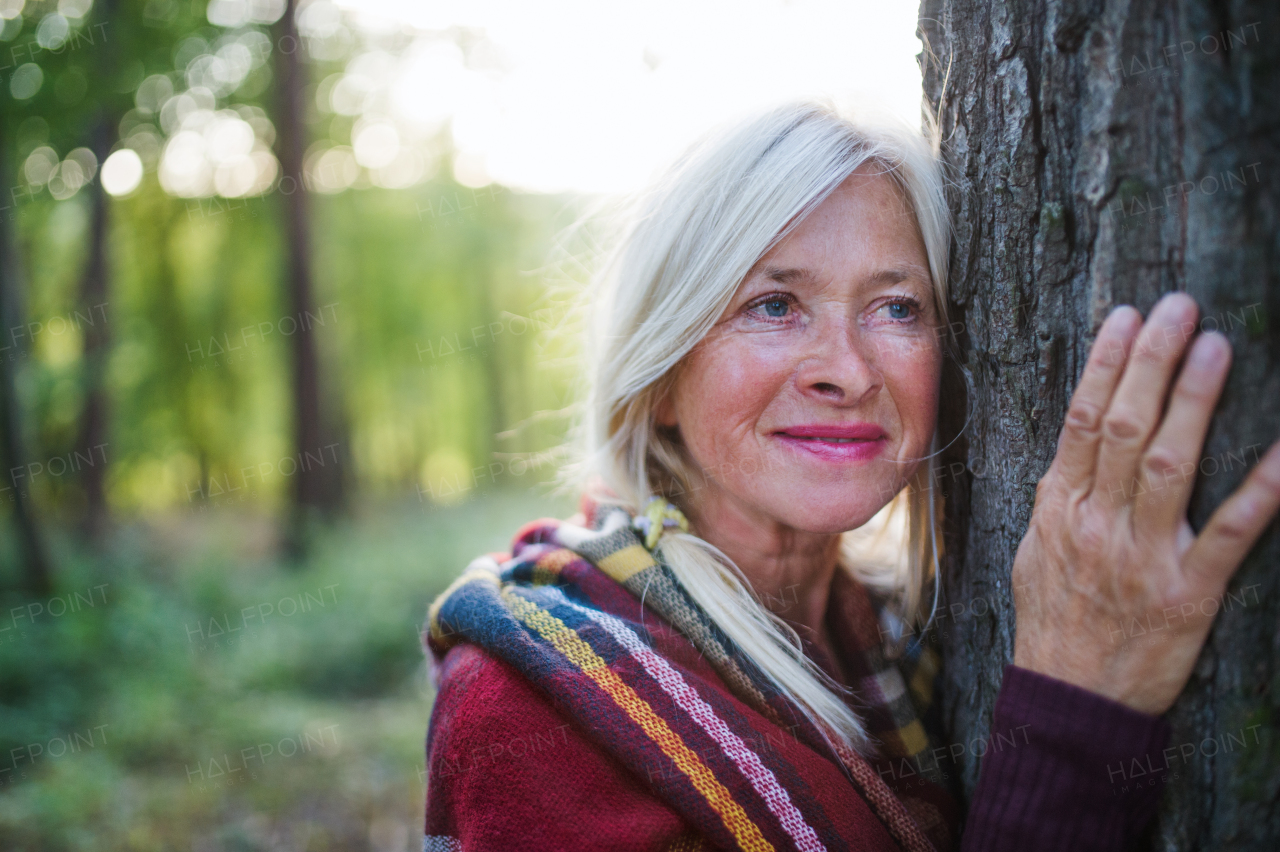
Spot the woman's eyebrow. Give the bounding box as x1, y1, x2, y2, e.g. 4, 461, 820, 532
758, 266, 817, 285
754, 265, 931, 286
867, 266, 931, 285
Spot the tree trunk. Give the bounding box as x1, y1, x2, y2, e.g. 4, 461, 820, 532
74, 0, 120, 542
919, 0, 1280, 847
76, 116, 111, 541
272, 0, 342, 554
0, 123, 53, 594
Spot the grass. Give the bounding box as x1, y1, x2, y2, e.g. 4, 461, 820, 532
0, 489, 574, 852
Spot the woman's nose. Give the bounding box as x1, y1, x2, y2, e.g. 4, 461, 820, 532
794, 320, 883, 405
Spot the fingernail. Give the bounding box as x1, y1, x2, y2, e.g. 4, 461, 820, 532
1108, 305, 1140, 332
1155, 291, 1196, 317
1190, 333, 1227, 369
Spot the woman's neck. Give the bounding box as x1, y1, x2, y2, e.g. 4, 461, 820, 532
686, 486, 842, 645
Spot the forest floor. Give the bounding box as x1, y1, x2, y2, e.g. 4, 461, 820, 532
0, 489, 574, 852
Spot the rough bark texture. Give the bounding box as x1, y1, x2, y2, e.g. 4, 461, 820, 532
919, 0, 1280, 848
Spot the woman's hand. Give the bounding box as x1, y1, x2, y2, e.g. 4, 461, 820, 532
1011, 292, 1280, 715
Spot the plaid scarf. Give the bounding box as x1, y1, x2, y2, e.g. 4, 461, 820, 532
426, 503, 957, 852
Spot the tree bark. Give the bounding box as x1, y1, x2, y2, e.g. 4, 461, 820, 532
919, 0, 1280, 847
273, 0, 342, 554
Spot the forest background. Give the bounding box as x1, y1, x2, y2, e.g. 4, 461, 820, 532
0, 2, 598, 849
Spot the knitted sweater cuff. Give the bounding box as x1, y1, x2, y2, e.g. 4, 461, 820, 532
960, 664, 1171, 852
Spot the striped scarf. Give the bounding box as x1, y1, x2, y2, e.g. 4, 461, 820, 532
426, 503, 956, 852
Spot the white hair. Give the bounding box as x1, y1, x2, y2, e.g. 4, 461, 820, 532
570, 100, 951, 753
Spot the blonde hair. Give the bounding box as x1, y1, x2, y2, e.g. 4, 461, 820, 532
572, 100, 951, 753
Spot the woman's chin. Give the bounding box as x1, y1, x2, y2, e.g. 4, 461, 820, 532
763, 498, 886, 535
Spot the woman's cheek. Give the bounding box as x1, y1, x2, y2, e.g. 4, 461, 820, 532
677, 339, 785, 461
692, 336, 780, 405
876, 336, 942, 444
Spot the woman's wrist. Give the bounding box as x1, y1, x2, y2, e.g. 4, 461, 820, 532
1011, 590, 1203, 716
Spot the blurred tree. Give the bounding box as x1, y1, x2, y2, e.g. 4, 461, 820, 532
74, 0, 126, 541
272, 0, 342, 553
2, 0, 576, 529
2, 0, 207, 536
921, 0, 1280, 847
0, 120, 52, 594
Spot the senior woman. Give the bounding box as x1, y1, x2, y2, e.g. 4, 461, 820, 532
421, 102, 1280, 852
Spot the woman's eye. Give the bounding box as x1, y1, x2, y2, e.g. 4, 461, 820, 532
762, 298, 790, 318
883, 300, 916, 320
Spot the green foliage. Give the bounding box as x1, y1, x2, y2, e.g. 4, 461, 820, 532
0, 491, 572, 851
11, 174, 583, 513
0, 4, 593, 848
1, 0, 202, 146
4, 1, 589, 515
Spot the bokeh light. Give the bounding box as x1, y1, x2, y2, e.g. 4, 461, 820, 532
100, 149, 144, 196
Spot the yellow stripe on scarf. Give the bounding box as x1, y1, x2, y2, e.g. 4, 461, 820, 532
598, 543, 658, 583
503, 589, 775, 852
908, 647, 938, 708
532, 548, 577, 586
897, 720, 929, 755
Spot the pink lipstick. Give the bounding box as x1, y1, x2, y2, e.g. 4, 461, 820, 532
772, 423, 888, 462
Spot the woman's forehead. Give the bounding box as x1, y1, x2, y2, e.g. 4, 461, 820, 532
744, 196, 930, 287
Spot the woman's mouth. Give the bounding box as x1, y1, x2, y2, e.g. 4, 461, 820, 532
772, 424, 889, 462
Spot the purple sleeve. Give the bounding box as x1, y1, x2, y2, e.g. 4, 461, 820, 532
960, 664, 1171, 851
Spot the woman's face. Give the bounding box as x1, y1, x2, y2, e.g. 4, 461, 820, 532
658, 167, 943, 535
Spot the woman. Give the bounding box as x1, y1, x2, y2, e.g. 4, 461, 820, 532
421, 102, 1280, 851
